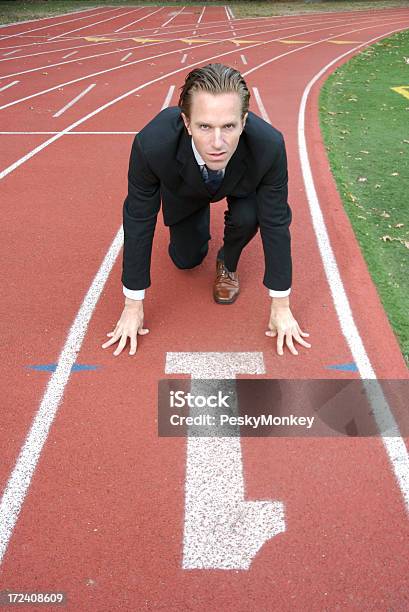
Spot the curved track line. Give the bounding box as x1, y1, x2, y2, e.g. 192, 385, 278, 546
0, 12, 362, 74
0, 7, 121, 42
296, 31, 409, 512
1, 13, 406, 112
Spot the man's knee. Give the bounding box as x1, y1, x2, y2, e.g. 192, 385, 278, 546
168, 243, 208, 269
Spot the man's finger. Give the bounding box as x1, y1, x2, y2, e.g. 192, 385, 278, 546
294, 330, 311, 348
129, 334, 138, 355
296, 324, 310, 338
285, 333, 298, 356
276, 331, 285, 356
265, 329, 277, 337
102, 330, 121, 349
113, 333, 127, 356
137, 327, 150, 335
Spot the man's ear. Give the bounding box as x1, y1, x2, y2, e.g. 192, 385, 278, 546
241, 112, 248, 132
181, 112, 192, 135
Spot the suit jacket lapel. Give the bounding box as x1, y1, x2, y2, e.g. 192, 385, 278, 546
176, 129, 210, 198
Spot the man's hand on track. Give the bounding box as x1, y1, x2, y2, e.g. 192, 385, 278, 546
101, 299, 149, 356
266, 297, 311, 356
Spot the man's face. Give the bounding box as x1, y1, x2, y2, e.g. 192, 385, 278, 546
181, 91, 248, 170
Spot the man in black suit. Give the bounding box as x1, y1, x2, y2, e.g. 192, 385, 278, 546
102, 63, 310, 357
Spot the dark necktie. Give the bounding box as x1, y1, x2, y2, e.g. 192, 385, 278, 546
201, 165, 224, 194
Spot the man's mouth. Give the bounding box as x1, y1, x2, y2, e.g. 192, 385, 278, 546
208, 152, 226, 158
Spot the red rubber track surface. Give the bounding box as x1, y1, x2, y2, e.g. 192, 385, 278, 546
0, 5, 408, 611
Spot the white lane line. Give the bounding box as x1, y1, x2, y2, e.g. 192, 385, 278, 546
61, 51, 78, 59
197, 6, 206, 25
1, 17, 408, 160
0, 227, 124, 564
3, 49, 20, 56
161, 7, 186, 28
240, 54, 247, 64
0, 88, 172, 565
295, 33, 409, 512
48, 8, 143, 42
161, 85, 175, 110
252, 87, 270, 121
0, 15, 379, 102
52, 83, 96, 118
181, 53, 187, 63
225, 6, 232, 21
0, 6, 108, 29
115, 7, 164, 33
0, 7, 120, 41
0, 80, 18, 92
0, 11, 389, 77
121, 52, 132, 62
227, 6, 235, 20
166, 353, 285, 570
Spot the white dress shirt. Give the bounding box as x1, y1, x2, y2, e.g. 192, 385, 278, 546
123, 138, 291, 300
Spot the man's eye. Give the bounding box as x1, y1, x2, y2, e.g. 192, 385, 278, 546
200, 125, 209, 129
224, 124, 234, 129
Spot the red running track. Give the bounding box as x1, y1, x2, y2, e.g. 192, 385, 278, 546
0, 5, 408, 610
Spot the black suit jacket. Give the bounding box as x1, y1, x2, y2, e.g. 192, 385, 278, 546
122, 106, 292, 292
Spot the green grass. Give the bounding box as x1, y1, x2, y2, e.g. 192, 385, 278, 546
319, 29, 409, 366
1, 0, 409, 25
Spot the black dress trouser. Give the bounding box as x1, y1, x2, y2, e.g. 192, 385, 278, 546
168, 194, 259, 273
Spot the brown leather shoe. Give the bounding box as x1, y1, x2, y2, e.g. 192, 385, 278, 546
213, 259, 239, 304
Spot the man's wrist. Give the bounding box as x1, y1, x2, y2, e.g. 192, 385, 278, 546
271, 295, 290, 309
125, 297, 143, 309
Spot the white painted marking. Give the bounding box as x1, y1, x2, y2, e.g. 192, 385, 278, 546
2, 19, 408, 172
165, 353, 285, 569
0, 7, 119, 41
161, 85, 175, 110
61, 51, 78, 59
196, 6, 206, 25
3, 49, 20, 56
0, 228, 124, 564
4, 9, 331, 78
161, 7, 186, 28
225, 6, 232, 21
240, 54, 247, 65
0, 79, 18, 92
181, 53, 187, 63
121, 52, 132, 62
2, 13, 403, 107
227, 6, 235, 20
252, 87, 271, 122
53, 83, 95, 118
115, 8, 164, 33
48, 8, 142, 42
0, 6, 107, 29
193, 30, 197, 35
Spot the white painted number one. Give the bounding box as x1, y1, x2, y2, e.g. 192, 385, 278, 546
165, 352, 286, 570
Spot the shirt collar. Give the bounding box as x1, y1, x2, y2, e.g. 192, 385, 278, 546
191, 137, 225, 175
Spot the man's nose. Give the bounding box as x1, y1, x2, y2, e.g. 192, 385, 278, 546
211, 128, 223, 148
